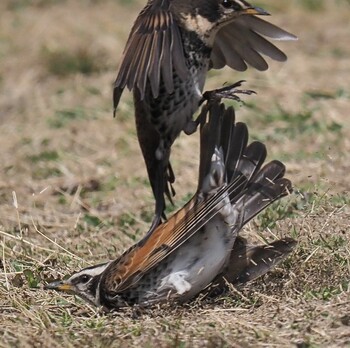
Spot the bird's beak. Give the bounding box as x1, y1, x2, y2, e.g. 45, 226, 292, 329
44, 280, 74, 293
242, 7, 270, 16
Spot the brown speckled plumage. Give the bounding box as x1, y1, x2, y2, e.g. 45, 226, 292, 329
113, 0, 297, 228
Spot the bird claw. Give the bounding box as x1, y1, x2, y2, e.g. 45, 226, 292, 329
200, 80, 256, 106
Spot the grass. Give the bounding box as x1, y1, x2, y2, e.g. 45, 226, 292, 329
42, 46, 107, 77
0, 0, 350, 347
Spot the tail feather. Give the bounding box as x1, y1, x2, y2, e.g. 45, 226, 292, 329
201, 147, 226, 196
240, 177, 292, 225
229, 140, 267, 196
220, 106, 236, 164
240, 141, 267, 179
198, 103, 225, 192
161, 100, 295, 299
198, 103, 296, 291
198, 104, 262, 195
252, 159, 286, 183
215, 236, 296, 287
225, 122, 248, 182
233, 160, 292, 225
197, 102, 291, 212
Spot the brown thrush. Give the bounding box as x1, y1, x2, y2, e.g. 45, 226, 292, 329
45, 101, 295, 309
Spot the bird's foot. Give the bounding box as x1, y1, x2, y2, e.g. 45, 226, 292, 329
200, 80, 256, 106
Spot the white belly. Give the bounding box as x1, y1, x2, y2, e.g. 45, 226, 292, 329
157, 214, 235, 302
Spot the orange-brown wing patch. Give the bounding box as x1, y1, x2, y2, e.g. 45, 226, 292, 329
113, 197, 198, 291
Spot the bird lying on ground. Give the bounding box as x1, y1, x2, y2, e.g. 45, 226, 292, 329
45, 101, 296, 310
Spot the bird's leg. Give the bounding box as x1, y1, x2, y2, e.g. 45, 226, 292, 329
142, 146, 173, 240
143, 160, 165, 239
184, 81, 255, 136
200, 80, 256, 106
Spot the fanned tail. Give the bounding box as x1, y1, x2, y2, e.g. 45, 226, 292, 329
210, 236, 296, 293
202, 103, 292, 223
226, 236, 297, 285
198, 102, 271, 202
197, 101, 295, 290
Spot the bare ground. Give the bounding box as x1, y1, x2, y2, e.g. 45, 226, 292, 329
0, 1, 349, 347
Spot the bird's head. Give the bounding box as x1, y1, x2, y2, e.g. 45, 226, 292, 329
45, 262, 110, 306
173, 0, 269, 44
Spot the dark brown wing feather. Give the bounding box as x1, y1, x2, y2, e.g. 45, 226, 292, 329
233, 160, 292, 225
113, 0, 187, 113
211, 16, 297, 71
197, 103, 224, 191
214, 236, 296, 287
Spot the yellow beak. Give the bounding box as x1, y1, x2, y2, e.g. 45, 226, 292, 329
242, 7, 270, 16
44, 280, 74, 293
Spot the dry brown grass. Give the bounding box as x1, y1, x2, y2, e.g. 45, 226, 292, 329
0, 0, 349, 347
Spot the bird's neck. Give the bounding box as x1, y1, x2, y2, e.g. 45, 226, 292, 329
180, 27, 212, 64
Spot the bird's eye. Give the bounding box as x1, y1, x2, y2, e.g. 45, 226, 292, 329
222, 0, 230, 8
222, 0, 242, 10
222, 0, 233, 8
80, 275, 91, 284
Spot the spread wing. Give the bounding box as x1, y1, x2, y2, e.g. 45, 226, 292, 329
211, 16, 297, 71
113, 0, 188, 112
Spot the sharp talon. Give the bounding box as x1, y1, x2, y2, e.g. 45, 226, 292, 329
222, 80, 246, 91
201, 81, 255, 105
